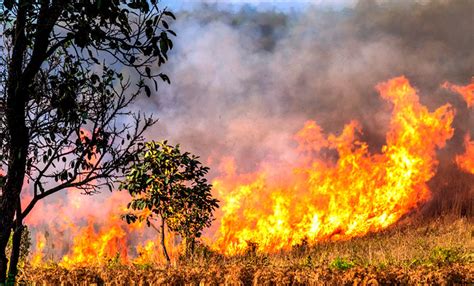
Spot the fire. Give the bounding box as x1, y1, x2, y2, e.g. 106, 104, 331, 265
443, 78, 474, 108
134, 241, 158, 265
445, 78, 474, 174
29, 76, 463, 264
59, 216, 128, 267
79, 128, 99, 166
133, 232, 179, 265
212, 76, 455, 255
456, 135, 474, 174
31, 212, 180, 267
31, 233, 46, 267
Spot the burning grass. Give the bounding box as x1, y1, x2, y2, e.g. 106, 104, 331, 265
211, 76, 457, 255
19, 216, 473, 285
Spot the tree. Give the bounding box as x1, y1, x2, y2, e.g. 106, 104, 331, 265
0, 1, 176, 284
121, 141, 219, 263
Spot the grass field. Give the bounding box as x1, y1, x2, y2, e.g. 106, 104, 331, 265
19, 215, 473, 285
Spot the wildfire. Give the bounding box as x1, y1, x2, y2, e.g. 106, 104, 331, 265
443, 78, 474, 108
133, 232, 179, 265
29, 76, 464, 264
456, 135, 474, 174
31, 212, 180, 267
31, 233, 46, 267
79, 128, 99, 166
445, 78, 474, 174
59, 216, 128, 267
212, 76, 455, 255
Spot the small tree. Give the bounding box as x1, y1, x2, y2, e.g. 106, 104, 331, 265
121, 141, 219, 263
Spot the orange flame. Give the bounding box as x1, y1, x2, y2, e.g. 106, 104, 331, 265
443, 78, 474, 108
456, 135, 474, 174
31, 212, 181, 267
133, 231, 179, 265
59, 216, 128, 267
31, 233, 46, 267
79, 128, 99, 166
444, 78, 474, 174
30, 76, 461, 264
212, 76, 454, 255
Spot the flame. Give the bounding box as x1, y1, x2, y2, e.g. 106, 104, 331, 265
31, 212, 181, 267
445, 78, 474, 174
29, 76, 461, 264
212, 76, 455, 255
456, 135, 474, 174
59, 216, 128, 267
133, 231, 179, 265
79, 128, 99, 166
444, 78, 474, 174
443, 78, 474, 108
134, 241, 158, 265
31, 233, 46, 267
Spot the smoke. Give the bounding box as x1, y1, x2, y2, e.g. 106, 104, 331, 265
141, 0, 473, 171
26, 0, 473, 255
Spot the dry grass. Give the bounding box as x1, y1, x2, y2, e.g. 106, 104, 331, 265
19, 216, 474, 285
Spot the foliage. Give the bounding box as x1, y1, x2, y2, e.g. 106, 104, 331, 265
330, 257, 355, 270
429, 247, 463, 266
121, 141, 219, 251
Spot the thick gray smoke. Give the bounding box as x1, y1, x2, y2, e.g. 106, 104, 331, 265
139, 0, 473, 176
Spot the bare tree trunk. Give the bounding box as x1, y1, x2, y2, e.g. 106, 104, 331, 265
7, 197, 23, 286
0, 141, 27, 284
184, 237, 195, 258
0, 225, 11, 285
0, 1, 30, 283
0, 89, 29, 284
160, 217, 170, 264
7, 227, 22, 286
0, 133, 28, 285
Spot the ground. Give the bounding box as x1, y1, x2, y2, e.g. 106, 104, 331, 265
18, 215, 473, 285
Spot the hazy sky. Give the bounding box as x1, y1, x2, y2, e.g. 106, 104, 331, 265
160, 0, 357, 11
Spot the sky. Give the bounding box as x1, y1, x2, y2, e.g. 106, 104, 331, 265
160, 0, 357, 11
